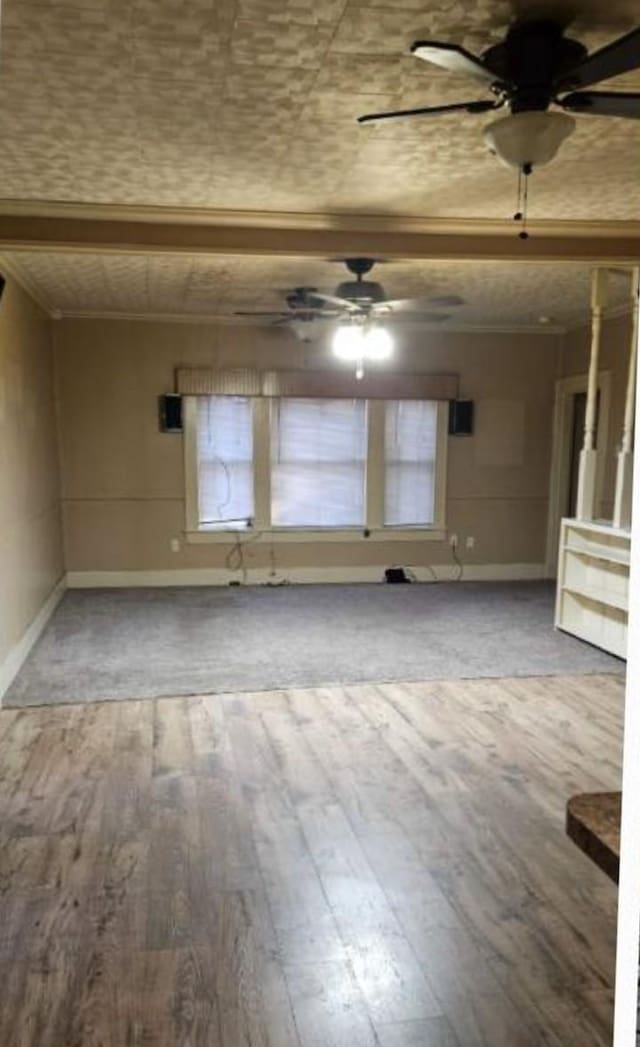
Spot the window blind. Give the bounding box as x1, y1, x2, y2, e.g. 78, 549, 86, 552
197, 396, 254, 527
384, 400, 438, 526
271, 398, 367, 527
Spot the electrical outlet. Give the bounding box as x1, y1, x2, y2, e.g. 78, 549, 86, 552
170, 538, 181, 553
465, 536, 475, 549
449, 533, 458, 548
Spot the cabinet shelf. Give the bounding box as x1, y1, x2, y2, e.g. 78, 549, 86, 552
561, 583, 628, 614
563, 543, 630, 568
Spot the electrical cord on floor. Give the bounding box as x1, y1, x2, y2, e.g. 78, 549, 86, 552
263, 543, 289, 586
451, 542, 464, 582
225, 532, 246, 582
404, 565, 440, 584
225, 527, 263, 584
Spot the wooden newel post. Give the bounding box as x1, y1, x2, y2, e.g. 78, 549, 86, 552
576, 268, 608, 521
613, 268, 640, 529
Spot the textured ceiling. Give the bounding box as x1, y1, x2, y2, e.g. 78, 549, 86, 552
0, 0, 639, 220
5, 251, 634, 329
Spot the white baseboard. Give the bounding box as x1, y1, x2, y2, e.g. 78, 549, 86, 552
0, 575, 67, 704
66, 562, 545, 588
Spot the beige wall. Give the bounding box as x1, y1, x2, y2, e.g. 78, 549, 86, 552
54, 317, 563, 577
0, 276, 63, 668
560, 312, 634, 518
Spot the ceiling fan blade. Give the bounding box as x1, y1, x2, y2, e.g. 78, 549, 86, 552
559, 90, 640, 118
554, 26, 640, 91
234, 310, 292, 317
310, 291, 361, 312
281, 315, 332, 325
236, 306, 339, 318
374, 298, 421, 312
380, 295, 466, 311
411, 41, 501, 83
358, 98, 499, 125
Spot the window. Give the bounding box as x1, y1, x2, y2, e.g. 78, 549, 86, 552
185, 394, 446, 539
271, 398, 367, 527
384, 400, 438, 526
196, 396, 253, 527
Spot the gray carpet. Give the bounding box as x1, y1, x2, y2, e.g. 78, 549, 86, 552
4, 581, 623, 708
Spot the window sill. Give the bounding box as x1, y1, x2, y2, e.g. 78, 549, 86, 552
186, 527, 446, 544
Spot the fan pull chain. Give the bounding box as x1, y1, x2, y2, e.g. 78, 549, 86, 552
514, 167, 523, 220
513, 163, 531, 239
521, 167, 530, 239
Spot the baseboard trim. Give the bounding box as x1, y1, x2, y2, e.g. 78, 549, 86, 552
0, 575, 67, 704
66, 563, 545, 588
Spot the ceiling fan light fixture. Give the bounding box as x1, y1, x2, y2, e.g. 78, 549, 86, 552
364, 325, 393, 361
332, 322, 394, 364
289, 317, 324, 342
483, 110, 576, 170
332, 323, 365, 361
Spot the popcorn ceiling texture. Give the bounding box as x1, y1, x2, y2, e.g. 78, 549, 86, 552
0, 0, 638, 219
6, 252, 634, 328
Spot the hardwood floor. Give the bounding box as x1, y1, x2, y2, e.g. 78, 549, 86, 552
0, 673, 623, 1046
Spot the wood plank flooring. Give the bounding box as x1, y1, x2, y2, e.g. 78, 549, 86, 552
0, 673, 624, 1046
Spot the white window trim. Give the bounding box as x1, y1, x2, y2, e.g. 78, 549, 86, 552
184, 396, 447, 543
183, 396, 200, 533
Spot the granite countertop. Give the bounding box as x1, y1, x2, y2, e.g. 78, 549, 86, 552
566, 791, 621, 883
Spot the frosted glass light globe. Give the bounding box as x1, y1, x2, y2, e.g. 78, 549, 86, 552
332, 324, 364, 361
365, 326, 393, 360
483, 110, 576, 170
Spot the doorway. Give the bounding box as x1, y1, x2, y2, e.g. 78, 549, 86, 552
546, 372, 611, 577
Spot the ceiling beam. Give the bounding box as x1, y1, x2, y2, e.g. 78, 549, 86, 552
0, 204, 638, 263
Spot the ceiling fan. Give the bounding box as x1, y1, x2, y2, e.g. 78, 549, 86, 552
234, 259, 465, 333
291, 258, 463, 323
357, 19, 640, 173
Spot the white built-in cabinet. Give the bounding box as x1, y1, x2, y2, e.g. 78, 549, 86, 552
555, 518, 629, 660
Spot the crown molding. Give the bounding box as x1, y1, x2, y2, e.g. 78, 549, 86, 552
52, 307, 566, 335
0, 200, 638, 264
564, 299, 635, 334
435, 321, 565, 335
48, 300, 634, 337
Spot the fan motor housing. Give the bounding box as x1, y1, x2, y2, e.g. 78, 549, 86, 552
335, 279, 386, 303
483, 20, 588, 111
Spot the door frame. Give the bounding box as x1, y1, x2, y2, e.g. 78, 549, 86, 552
544, 369, 611, 578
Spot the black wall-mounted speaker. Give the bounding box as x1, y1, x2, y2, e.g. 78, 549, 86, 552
159, 394, 183, 433
448, 399, 474, 436
0, 274, 5, 304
